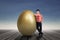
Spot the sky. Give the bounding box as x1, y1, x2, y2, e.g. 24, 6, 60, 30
0, 0, 60, 30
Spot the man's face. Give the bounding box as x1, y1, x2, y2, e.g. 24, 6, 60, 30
36, 11, 40, 13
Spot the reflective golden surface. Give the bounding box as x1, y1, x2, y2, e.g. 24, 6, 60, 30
17, 10, 36, 36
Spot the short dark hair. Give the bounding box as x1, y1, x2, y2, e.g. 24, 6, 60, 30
36, 9, 40, 11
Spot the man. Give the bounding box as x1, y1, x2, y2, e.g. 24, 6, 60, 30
34, 9, 43, 35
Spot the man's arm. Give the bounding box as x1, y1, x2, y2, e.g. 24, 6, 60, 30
34, 14, 36, 16
34, 14, 36, 19
41, 14, 43, 22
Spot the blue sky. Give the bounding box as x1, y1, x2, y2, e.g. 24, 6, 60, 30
0, 0, 60, 30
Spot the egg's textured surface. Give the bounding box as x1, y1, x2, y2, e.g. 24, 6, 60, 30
17, 10, 36, 36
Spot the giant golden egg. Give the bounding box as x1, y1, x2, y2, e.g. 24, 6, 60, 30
17, 10, 36, 36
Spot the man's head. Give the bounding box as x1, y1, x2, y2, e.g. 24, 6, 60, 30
36, 9, 40, 13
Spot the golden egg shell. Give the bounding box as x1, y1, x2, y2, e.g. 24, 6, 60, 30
17, 10, 36, 36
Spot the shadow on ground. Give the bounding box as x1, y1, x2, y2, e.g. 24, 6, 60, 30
15, 34, 43, 40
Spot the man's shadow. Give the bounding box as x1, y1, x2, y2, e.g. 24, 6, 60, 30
15, 34, 43, 40
36, 34, 43, 40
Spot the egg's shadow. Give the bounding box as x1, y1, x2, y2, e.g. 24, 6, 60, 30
15, 34, 43, 40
